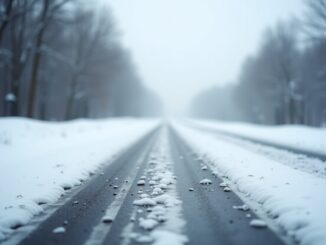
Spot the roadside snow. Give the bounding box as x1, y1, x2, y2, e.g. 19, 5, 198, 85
0, 118, 158, 241
174, 123, 326, 245
190, 120, 326, 156
213, 133, 326, 178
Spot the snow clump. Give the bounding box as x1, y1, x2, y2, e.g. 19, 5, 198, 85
200, 178, 212, 185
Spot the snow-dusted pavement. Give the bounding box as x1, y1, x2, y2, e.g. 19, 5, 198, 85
174, 121, 326, 245
1, 118, 326, 245
0, 118, 158, 243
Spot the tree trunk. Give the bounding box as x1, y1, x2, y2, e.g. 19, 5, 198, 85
26, 0, 49, 118
0, 0, 14, 43
65, 74, 79, 120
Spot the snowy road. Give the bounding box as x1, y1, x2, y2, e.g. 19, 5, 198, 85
2, 119, 326, 245
186, 120, 326, 162
169, 128, 283, 245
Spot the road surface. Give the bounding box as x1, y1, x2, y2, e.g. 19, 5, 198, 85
4, 125, 289, 245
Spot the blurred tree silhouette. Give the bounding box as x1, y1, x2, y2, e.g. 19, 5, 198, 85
189, 0, 326, 126
0, 0, 163, 120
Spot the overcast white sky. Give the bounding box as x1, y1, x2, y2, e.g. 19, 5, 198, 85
105, 0, 305, 116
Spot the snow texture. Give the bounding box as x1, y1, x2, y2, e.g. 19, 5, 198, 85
151, 230, 188, 245
191, 119, 326, 156
199, 178, 212, 185
129, 128, 187, 244
0, 118, 157, 241
174, 122, 326, 245
133, 198, 157, 207
139, 218, 158, 230
52, 226, 66, 234
249, 219, 267, 228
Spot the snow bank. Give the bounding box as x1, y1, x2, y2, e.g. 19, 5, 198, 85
190, 119, 326, 155
0, 117, 158, 240
174, 123, 326, 245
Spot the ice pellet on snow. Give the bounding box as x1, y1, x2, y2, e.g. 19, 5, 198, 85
161, 177, 173, 185
133, 197, 156, 207
249, 219, 267, 228
102, 216, 114, 223
212, 171, 219, 177
200, 178, 212, 185
152, 187, 163, 195
219, 182, 228, 187
137, 180, 145, 186
138, 218, 158, 230
140, 193, 149, 198
233, 204, 249, 211
149, 180, 156, 186
157, 183, 168, 190
52, 226, 66, 234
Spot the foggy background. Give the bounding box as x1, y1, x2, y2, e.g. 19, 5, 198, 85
107, 0, 305, 116
1, 0, 326, 126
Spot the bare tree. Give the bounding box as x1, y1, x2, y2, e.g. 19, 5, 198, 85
305, 0, 326, 40
26, 0, 69, 118
0, 0, 14, 42
0, 0, 162, 120
265, 22, 301, 124
64, 6, 116, 119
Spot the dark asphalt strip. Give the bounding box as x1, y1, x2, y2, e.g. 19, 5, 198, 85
186, 122, 326, 162
9, 127, 160, 245
100, 127, 170, 245
99, 137, 160, 245
169, 127, 285, 245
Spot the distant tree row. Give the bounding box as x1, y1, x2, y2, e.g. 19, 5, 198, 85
0, 0, 163, 120
190, 0, 326, 126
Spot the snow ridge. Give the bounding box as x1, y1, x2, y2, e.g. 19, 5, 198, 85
128, 128, 188, 244
0, 118, 158, 241
174, 122, 326, 245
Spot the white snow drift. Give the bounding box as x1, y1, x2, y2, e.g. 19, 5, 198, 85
0, 118, 157, 241
190, 119, 326, 155
174, 122, 326, 245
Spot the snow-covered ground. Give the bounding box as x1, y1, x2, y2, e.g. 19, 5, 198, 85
189, 120, 326, 155
0, 118, 158, 240
174, 122, 326, 245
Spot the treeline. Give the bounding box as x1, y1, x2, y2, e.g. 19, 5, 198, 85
0, 0, 163, 120
190, 0, 326, 126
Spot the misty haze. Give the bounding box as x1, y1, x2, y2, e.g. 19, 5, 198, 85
1, 0, 326, 245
